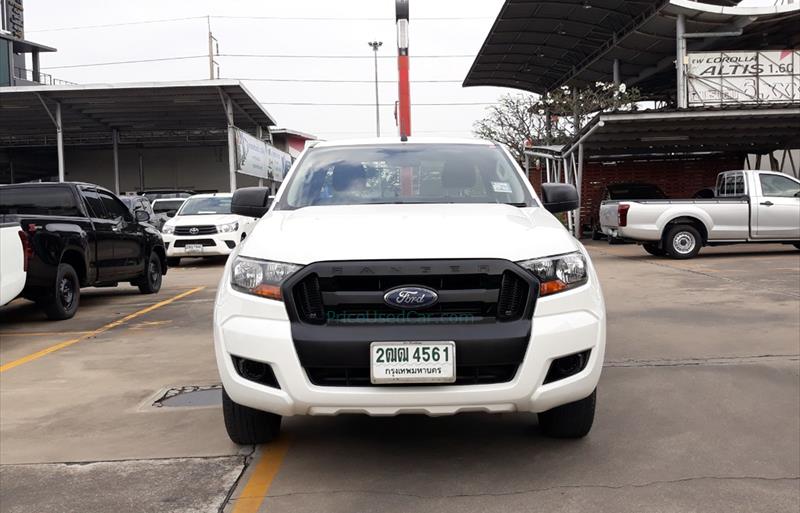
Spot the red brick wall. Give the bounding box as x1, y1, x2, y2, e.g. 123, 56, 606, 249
527, 155, 744, 233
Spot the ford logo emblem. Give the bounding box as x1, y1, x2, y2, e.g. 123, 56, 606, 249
383, 286, 439, 310
189, 227, 199, 235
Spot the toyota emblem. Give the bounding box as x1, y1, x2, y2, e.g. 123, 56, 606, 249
189, 227, 199, 235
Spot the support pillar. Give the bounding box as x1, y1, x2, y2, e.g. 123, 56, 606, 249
676, 13, 687, 109
575, 143, 585, 238
112, 129, 120, 194
32, 51, 41, 83
56, 102, 64, 182
612, 59, 620, 86
226, 96, 237, 192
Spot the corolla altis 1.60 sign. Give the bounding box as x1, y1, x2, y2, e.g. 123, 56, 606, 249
383, 286, 440, 309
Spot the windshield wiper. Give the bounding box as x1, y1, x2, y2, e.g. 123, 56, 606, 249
502, 202, 528, 207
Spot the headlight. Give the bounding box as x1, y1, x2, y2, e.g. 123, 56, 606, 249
231, 256, 302, 301
516, 251, 588, 296
218, 221, 239, 233
162, 225, 174, 234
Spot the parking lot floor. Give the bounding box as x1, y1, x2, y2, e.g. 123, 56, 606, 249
0, 245, 798, 512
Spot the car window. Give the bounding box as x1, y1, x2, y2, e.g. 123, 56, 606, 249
98, 190, 132, 221
178, 197, 232, 215
82, 188, 107, 219
718, 172, 745, 197
153, 200, 184, 213
278, 144, 533, 209
0, 186, 82, 217
759, 174, 800, 198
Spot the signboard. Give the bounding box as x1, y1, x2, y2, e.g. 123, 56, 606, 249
234, 128, 291, 182
687, 50, 799, 106
5, 0, 24, 39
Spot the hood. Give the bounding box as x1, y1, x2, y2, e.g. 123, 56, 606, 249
166, 214, 242, 227
239, 204, 578, 264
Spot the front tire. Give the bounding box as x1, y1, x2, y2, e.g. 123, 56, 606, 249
138, 252, 163, 294
222, 388, 282, 444
664, 224, 702, 259
538, 389, 596, 439
642, 243, 665, 256
41, 263, 80, 320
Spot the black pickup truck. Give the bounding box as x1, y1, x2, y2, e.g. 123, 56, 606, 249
0, 182, 167, 320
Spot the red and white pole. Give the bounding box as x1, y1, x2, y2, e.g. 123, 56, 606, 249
396, 0, 411, 139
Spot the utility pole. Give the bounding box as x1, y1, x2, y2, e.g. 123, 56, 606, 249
207, 16, 219, 79
368, 41, 383, 137
395, 0, 411, 139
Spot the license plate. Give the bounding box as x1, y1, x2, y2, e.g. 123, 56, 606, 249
370, 341, 456, 384
185, 244, 204, 253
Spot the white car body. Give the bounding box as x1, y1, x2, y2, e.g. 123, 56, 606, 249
0, 222, 27, 307
214, 138, 606, 425
600, 171, 800, 247
162, 194, 257, 259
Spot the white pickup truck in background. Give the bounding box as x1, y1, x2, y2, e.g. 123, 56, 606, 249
600, 170, 800, 258
0, 219, 29, 307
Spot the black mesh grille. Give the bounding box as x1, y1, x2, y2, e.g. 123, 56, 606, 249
173, 238, 216, 247
293, 274, 325, 324
305, 364, 519, 387
175, 225, 217, 235
497, 271, 529, 321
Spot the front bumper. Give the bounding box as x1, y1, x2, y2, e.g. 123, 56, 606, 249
163, 232, 241, 257
214, 260, 606, 417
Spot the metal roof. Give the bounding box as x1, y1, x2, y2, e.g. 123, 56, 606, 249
0, 33, 57, 53
531, 105, 800, 159
0, 80, 276, 148
463, 0, 800, 98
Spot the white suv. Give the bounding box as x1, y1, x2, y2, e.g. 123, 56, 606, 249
214, 138, 606, 444
162, 193, 257, 266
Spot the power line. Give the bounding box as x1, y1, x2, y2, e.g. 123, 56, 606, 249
27, 16, 207, 33
27, 14, 492, 33
263, 102, 492, 106
42, 54, 474, 70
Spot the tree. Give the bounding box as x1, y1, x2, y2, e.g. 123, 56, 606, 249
472, 84, 641, 161
472, 93, 546, 163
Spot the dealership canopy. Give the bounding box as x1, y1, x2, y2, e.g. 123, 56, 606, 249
0, 80, 276, 147
463, 0, 800, 99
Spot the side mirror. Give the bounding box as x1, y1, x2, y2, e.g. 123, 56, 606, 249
232, 187, 272, 218
166, 210, 177, 218
541, 184, 579, 214
134, 209, 151, 223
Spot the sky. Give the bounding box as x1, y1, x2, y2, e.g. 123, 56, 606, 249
23, 0, 778, 141
24, 0, 520, 140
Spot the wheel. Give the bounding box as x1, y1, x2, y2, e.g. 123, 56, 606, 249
138, 252, 163, 294
664, 225, 702, 259
591, 225, 603, 241
642, 243, 665, 256
538, 389, 596, 439
222, 388, 282, 444
167, 257, 181, 267
40, 263, 80, 320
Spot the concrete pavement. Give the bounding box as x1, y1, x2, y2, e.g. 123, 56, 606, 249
1, 246, 798, 513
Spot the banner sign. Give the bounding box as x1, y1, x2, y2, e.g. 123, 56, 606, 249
687, 50, 799, 106
234, 128, 291, 182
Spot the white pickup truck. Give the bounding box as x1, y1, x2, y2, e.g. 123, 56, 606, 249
0, 219, 28, 307
600, 170, 800, 258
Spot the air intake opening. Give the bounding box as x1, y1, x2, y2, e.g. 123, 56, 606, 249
543, 350, 591, 384
232, 356, 280, 388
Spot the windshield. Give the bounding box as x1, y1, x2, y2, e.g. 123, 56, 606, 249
276, 144, 534, 209
178, 196, 231, 215
153, 199, 185, 213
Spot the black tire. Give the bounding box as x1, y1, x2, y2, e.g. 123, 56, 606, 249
138, 252, 163, 294
41, 263, 80, 320
222, 388, 282, 444
664, 224, 702, 259
538, 389, 596, 439
167, 257, 181, 267
591, 225, 603, 241
642, 243, 666, 257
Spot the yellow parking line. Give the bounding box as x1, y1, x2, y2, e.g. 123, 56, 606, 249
233, 437, 292, 513
0, 331, 94, 337
0, 286, 205, 373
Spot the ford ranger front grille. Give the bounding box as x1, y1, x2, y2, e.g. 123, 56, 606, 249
288, 260, 533, 326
